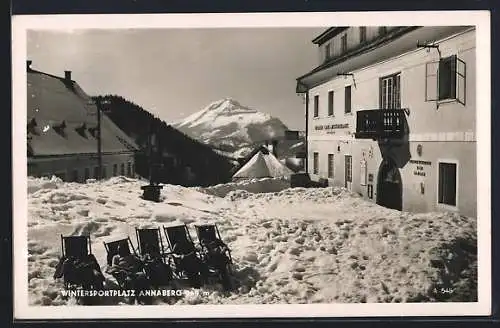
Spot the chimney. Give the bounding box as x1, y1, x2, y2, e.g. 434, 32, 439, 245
272, 140, 278, 157
64, 70, 72, 81
27, 60, 32, 71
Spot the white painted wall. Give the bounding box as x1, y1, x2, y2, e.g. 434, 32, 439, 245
307, 28, 477, 217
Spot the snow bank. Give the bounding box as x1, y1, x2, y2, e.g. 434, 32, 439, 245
26, 177, 477, 306
201, 177, 290, 198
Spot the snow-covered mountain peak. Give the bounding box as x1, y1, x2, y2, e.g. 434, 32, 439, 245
173, 98, 289, 157
176, 98, 264, 129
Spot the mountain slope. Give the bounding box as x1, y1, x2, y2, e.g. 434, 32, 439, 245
174, 98, 289, 155
91, 95, 235, 186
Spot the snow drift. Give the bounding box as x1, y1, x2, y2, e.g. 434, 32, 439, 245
26, 176, 477, 306
201, 177, 290, 198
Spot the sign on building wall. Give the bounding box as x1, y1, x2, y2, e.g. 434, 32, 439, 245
314, 123, 349, 131
409, 159, 431, 177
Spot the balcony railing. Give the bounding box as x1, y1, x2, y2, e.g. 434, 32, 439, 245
354, 108, 407, 139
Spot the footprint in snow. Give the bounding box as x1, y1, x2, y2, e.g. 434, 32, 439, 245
112, 200, 127, 206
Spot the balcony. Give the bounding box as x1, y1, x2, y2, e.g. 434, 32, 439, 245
354, 109, 407, 139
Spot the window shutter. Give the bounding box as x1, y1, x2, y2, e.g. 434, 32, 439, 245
425, 61, 439, 102
438, 59, 448, 100
449, 55, 457, 99
457, 57, 466, 105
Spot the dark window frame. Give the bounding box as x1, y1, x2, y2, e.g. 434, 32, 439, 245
313, 95, 319, 118
313, 152, 319, 175
325, 43, 331, 60
71, 169, 79, 182
344, 85, 352, 114
379, 72, 402, 109
438, 55, 457, 101
327, 153, 334, 178
438, 162, 458, 207
328, 90, 334, 116
344, 155, 352, 185
341, 34, 348, 53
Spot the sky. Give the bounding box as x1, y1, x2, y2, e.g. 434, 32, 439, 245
27, 28, 324, 130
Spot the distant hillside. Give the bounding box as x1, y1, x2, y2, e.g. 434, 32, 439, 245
92, 95, 235, 186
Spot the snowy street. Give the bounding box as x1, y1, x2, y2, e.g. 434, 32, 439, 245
27, 176, 477, 306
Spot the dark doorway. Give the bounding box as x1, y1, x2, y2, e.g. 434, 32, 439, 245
376, 158, 403, 211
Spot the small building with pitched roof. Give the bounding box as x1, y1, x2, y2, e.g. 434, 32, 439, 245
27, 61, 139, 182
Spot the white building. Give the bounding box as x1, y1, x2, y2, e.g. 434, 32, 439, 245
296, 26, 476, 217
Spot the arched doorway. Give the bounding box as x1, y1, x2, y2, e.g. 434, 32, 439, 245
376, 158, 403, 211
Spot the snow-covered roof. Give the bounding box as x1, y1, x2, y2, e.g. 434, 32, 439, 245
27, 68, 138, 156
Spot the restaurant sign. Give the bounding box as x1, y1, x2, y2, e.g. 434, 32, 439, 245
314, 123, 349, 131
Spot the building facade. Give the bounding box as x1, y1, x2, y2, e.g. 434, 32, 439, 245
296, 26, 476, 217
27, 61, 139, 182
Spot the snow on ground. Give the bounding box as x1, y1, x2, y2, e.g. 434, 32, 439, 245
27, 176, 477, 306
200, 177, 290, 198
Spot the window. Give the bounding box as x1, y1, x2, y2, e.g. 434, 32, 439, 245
380, 73, 401, 109
325, 43, 331, 60
131, 163, 135, 176
70, 169, 79, 182
84, 168, 90, 180
439, 55, 456, 100
120, 163, 125, 176
113, 164, 118, 176
127, 162, 132, 177
344, 155, 352, 187
438, 162, 457, 206
379, 26, 387, 36
344, 86, 352, 114
93, 166, 99, 179
313, 152, 319, 175
328, 91, 334, 116
327, 154, 334, 178
341, 34, 347, 53
102, 166, 107, 179
359, 27, 367, 43
313, 95, 319, 118
425, 55, 466, 105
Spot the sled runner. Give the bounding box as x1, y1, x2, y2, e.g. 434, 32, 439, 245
163, 224, 207, 287
54, 234, 104, 290
195, 224, 234, 290
135, 227, 174, 286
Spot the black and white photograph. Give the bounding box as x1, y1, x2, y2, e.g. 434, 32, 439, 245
12, 11, 491, 319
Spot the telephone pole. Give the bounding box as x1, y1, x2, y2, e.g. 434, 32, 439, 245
95, 98, 104, 180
